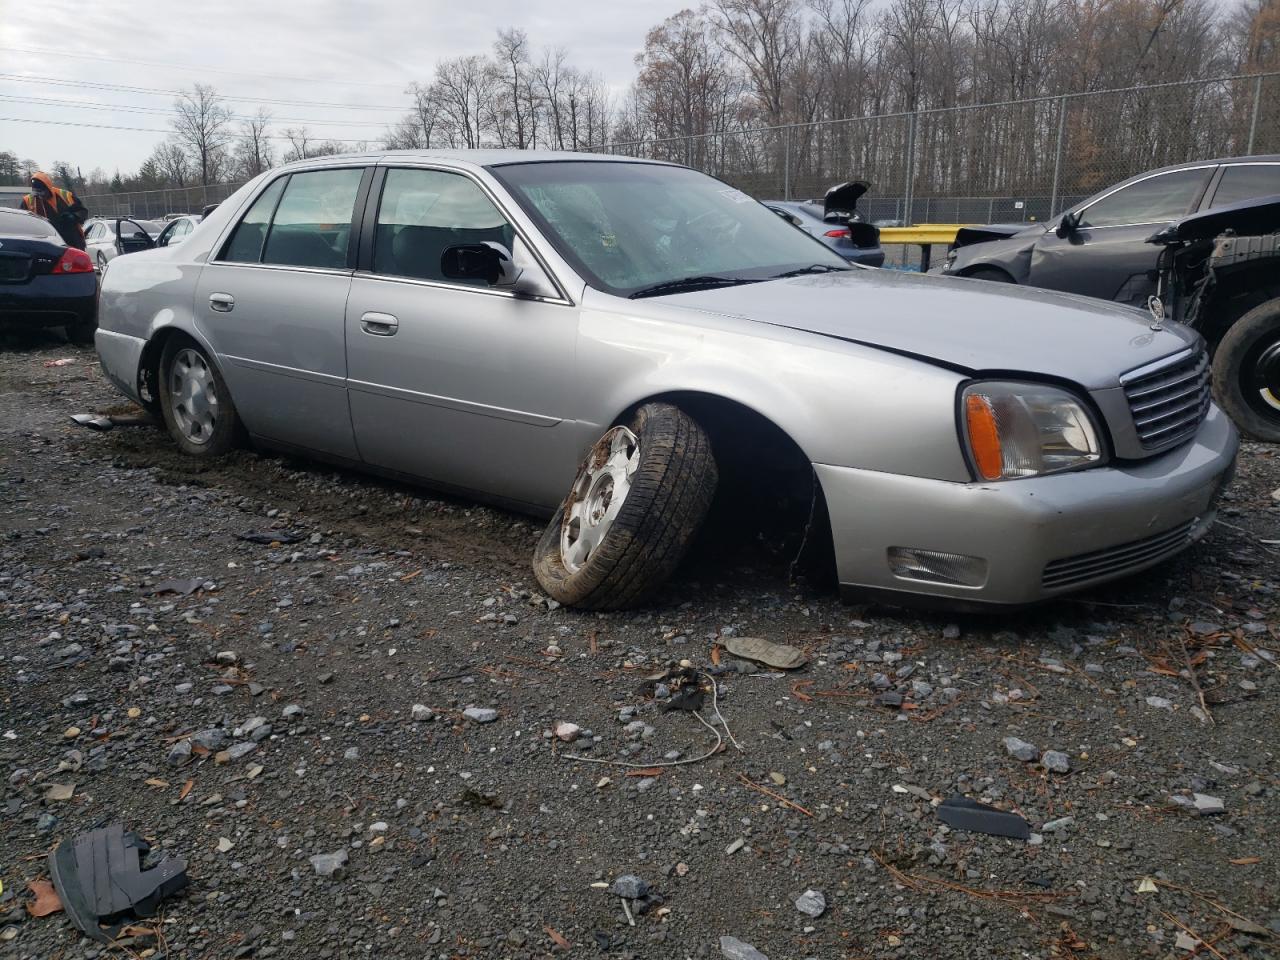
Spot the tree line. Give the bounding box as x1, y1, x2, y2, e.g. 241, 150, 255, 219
4, 0, 1278, 202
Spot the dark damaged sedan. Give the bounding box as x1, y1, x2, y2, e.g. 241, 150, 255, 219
0, 207, 98, 343
938, 156, 1280, 307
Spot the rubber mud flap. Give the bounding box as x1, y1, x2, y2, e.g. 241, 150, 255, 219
48, 822, 189, 944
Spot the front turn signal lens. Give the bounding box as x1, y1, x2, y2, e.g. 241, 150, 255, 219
964, 394, 1003, 480
960, 381, 1104, 481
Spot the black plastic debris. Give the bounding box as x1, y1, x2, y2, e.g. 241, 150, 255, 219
636, 666, 707, 713
148, 578, 205, 597
236, 529, 302, 545
937, 795, 1030, 840
48, 823, 188, 944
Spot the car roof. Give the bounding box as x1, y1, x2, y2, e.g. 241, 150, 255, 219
1112, 154, 1280, 183
273, 148, 677, 174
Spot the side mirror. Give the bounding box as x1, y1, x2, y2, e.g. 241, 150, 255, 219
1055, 210, 1079, 239
440, 241, 523, 288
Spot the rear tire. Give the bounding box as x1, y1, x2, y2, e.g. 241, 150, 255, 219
533, 403, 718, 610
965, 267, 1015, 283
157, 335, 242, 457
1211, 298, 1280, 443
65, 317, 96, 345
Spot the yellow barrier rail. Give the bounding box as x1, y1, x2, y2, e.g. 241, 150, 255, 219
877, 224, 970, 271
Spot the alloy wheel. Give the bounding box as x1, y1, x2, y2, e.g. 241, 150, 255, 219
168, 348, 219, 445
560, 426, 641, 572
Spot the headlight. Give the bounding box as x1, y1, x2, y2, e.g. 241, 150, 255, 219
961, 381, 1104, 480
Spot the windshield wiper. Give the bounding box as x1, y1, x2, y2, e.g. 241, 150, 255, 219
772, 263, 851, 278
627, 275, 761, 299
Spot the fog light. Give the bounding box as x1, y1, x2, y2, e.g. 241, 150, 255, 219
888, 548, 988, 588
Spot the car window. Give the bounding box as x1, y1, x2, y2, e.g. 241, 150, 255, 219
223, 176, 287, 263
1077, 168, 1209, 228
157, 222, 180, 247
1209, 164, 1280, 208
84, 222, 102, 241
262, 168, 363, 270
372, 168, 515, 284
495, 161, 847, 296
0, 209, 61, 239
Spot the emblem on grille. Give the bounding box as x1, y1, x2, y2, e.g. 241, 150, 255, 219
1146, 295, 1164, 331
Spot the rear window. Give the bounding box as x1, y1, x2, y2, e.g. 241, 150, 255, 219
1210, 164, 1280, 208
0, 209, 60, 239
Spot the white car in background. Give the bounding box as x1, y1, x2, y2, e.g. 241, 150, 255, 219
84, 217, 163, 272
154, 214, 202, 249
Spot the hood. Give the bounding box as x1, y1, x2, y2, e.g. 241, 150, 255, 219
952, 223, 1030, 248
30, 171, 57, 196
668, 269, 1198, 390
1147, 193, 1280, 245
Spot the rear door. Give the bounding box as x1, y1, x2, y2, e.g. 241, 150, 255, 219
195, 165, 371, 458
1029, 165, 1214, 303
343, 164, 580, 507
1204, 161, 1280, 208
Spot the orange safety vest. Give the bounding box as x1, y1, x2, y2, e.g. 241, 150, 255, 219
23, 187, 85, 239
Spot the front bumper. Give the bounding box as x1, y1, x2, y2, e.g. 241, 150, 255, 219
817, 403, 1238, 606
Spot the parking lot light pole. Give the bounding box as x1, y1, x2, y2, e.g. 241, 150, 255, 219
1247, 75, 1262, 154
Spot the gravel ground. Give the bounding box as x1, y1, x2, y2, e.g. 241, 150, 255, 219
2, 334, 1278, 960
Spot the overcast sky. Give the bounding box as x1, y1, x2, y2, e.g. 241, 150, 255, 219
1, 0, 679, 178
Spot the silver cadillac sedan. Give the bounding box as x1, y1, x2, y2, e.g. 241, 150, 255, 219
95, 150, 1238, 610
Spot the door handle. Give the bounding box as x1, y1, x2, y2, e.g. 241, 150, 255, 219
209, 293, 235, 312
360, 311, 399, 336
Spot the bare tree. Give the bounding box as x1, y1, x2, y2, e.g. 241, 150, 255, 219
151, 141, 193, 187
433, 55, 498, 148
281, 127, 314, 163
492, 28, 535, 147
235, 108, 274, 179
171, 83, 233, 186
714, 0, 804, 124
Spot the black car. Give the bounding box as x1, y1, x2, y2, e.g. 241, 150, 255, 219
766, 181, 885, 267
0, 207, 98, 343
938, 156, 1280, 306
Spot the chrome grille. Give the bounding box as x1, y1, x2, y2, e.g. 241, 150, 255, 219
1121, 349, 1210, 451
1041, 518, 1198, 591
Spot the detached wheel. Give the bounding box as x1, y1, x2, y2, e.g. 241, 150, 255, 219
533, 403, 718, 610
158, 336, 242, 456
1211, 298, 1280, 443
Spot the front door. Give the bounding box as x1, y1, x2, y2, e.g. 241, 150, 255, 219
344, 165, 581, 509
195, 166, 369, 459
1030, 165, 1215, 304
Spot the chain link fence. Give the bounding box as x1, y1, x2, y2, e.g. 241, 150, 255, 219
83, 72, 1280, 226
603, 71, 1280, 223
81, 181, 245, 220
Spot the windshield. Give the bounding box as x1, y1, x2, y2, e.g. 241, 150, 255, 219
491, 161, 849, 297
